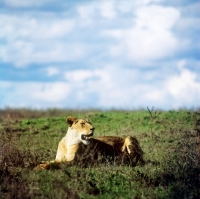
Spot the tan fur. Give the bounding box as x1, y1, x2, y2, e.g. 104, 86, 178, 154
35, 116, 94, 170
35, 116, 144, 170
90, 136, 144, 165
55, 116, 94, 162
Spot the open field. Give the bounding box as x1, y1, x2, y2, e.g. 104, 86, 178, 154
0, 108, 199, 199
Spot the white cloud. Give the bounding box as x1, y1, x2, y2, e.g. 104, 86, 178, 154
62, 64, 200, 109
0, 41, 86, 67
63, 66, 166, 108
0, 14, 74, 41
116, 0, 164, 12
0, 1, 186, 68
0, 81, 71, 108
107, 29, 178, 63
47, 67, 60, 76
77, 3, 96, 19
99, 1, 116, 19
63, 66, 129, 107
115, 1, 133, 13
5, 0, 50, 7
144, 89, 166, 102
32, 82, 71, 102
64, 70, 95, 82
104, 5, 180, 63
135, 6, 180, 30
1, 62, 200, 109
0, 14, 77, 67
166, 61, 200, 107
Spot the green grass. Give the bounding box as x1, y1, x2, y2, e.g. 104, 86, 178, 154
0, 109, 199, 198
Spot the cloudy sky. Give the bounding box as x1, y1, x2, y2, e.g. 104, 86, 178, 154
0, 0, 200, 110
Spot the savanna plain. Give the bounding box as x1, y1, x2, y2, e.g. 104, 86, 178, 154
0, 108, 199, 199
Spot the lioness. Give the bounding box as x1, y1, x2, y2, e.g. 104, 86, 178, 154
36, 116, 144, 169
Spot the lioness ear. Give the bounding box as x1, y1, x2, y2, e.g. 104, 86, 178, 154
85, 118, 90, 123
66, 116, 77, 127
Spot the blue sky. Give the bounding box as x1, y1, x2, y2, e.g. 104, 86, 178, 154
0, 0, 200, 110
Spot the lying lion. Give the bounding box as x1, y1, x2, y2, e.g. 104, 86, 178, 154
36, 116, 144, 169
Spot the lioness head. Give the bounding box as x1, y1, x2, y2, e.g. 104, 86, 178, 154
66, 116, 95, 145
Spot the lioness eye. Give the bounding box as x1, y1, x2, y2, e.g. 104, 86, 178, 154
81, 122, 85, 126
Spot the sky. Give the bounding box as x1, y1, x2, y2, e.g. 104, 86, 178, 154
0, 0, 200, 110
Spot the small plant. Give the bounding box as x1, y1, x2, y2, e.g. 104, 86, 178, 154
147, 106, 161, 120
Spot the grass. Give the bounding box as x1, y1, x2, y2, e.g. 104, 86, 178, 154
0, 108, 199, 198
